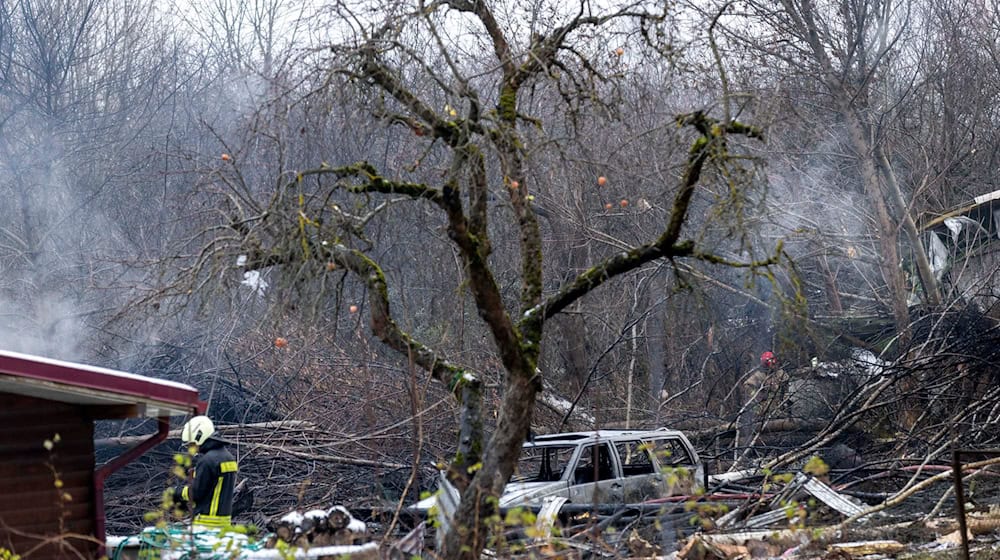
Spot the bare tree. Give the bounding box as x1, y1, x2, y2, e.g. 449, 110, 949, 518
149, 1, 789, 557
723, 0, 944, 342
172, 0, 305, 78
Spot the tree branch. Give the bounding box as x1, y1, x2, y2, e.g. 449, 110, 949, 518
527, 112, 767, 323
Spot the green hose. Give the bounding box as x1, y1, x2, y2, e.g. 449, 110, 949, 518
110, 525, 267, 560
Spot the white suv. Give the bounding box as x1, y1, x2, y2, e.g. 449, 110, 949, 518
412, 427, 703, 516
501, 428, 703, 507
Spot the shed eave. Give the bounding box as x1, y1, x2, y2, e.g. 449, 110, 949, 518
0, 350, 204, 417
0, 374, 198, 417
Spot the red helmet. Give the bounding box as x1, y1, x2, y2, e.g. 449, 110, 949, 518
760, 351, 777, 368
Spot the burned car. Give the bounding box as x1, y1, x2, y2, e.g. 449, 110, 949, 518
505, 428, 703, 506
412, 428, 703, 516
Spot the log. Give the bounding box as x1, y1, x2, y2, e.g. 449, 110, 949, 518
934, 515, 1000, 545
538, 382, 596, 427
839, 456, 1000, 527
684, 419, 832, 442
828, 540, 905, 555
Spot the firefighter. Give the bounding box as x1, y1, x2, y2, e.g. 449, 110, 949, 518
744, 350, 782, 391
739, 350, 791, 449
760, 351, 778, 370
173, 415, 238, 528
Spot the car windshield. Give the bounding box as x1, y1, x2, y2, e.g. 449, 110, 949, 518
511, 444, 576, 483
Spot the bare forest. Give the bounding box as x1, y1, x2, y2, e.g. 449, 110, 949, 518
4, 0, 1000, 557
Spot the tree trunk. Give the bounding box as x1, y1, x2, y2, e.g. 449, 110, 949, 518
440, 370, 540, 560
818, 255, 844, 315
843, 109, 911, 342
876, 148, 942, 307
450, 379, 484, 492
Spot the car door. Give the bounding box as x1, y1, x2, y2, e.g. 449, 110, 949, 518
567, 442, 623, 504
613, 438, 664, 502
649, 436, 699, 495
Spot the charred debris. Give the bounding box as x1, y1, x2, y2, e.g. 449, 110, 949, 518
98, 332, 1000, 558
95, 230, 1000, 557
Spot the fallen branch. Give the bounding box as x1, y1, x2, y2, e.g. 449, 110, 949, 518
838, 456, 1000, 527
96, 420, 406, 469
685, 419, 831, 441
248, 442, 408, 469
538, 382, 596, 427
95, 421, 319, 448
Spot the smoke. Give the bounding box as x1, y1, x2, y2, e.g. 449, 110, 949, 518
765, 126, 870, 243
0, 0, 286, 365
0, 124, 101, 361
0, 297, 86, 360
762, 123, 881, 312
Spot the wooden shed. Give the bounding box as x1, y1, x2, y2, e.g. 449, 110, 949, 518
0, 350, 205, 559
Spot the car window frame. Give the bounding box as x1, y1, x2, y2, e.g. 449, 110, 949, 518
514, 442, 578, 483
612, 438, 658, 478
571, 441, 619, 484
646, 436, 695, 469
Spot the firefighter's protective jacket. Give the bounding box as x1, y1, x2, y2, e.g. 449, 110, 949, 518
177, 438, 238, 527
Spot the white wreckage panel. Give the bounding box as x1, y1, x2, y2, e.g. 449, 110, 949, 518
850, 348, 887, 378
241, 270, 269, 295
917, 195, 1000, 304
797, 473, 864, 517
237, 254, 269, 295
973, 189, 1000, 206
928, 231, 949, 281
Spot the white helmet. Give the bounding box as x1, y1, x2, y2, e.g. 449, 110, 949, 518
180, 415, 215, 446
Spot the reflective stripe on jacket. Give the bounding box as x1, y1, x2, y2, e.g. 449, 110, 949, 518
179, 438, 238, 526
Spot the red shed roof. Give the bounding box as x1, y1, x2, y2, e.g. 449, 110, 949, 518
0, 350, 205, 418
